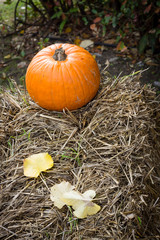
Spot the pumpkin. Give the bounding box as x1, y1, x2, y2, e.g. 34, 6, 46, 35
26, 43, 100, 111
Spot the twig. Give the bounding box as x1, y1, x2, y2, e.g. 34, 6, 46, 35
14, 0, 21, 30
0, 225, 18, 237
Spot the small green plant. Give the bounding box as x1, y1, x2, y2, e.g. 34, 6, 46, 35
72, 146, 81, 167
19, 75, 25, 85
45, 232, 50, 239
22, 96, 29, 106
61, 145, 81, 167
7, 78, 16, 93
67, 206, 78, 232
38, 38, 49, 49
137, 216, 142, 225
8, 129, 31, 148
82, 16, 88, 26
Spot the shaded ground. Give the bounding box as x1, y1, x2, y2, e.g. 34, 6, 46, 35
0, 32, 160, 88
97, 48, 160, 86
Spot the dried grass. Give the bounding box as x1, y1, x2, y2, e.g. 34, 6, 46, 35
0, 71, 160, 240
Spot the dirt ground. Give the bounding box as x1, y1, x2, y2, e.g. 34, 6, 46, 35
97, 48, 160, 86
0, 33, 160, 88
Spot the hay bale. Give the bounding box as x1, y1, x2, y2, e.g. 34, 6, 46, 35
0, 72, 160, 240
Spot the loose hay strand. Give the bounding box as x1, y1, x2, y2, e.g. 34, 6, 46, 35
0, 72, 160, 239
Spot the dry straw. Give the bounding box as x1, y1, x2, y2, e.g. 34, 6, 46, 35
0, 71, 160, 240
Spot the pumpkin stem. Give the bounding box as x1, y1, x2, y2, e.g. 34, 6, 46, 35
53, 47, 67, 61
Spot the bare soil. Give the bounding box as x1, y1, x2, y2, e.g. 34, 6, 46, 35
0, 33, 160, 88
97, 49, 160, 86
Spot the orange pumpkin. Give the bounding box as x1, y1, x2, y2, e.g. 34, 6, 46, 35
26, 43, 100, 111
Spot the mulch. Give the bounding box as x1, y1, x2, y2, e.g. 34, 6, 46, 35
0, 70, 160, 239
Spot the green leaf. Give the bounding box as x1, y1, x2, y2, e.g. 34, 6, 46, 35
69, 8, 78, 13
137, 216, 142, 225
59, 19, 67, 34
102, 25, 106, 37
116, 35, 121, 43
138, 34, 148, 54
120, 41, 125, 49
44, 38, 49, 43
102, 15, 111, 25
156, 29, 160, 36
156, 0, 160, 7
148, 34, 156, 53
92, 9, 98, 14
51, 11, 62, 19
4, 0, 12, 4
20, 50, 25, 57
112, 16, 117, 28
82, 17, 88, 25
117, 12, 122, 19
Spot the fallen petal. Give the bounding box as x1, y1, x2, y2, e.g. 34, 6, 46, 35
23, 152, 53, 178
50, 181, 101, 218
73, 201, 101, 219
50, 181, 74, 209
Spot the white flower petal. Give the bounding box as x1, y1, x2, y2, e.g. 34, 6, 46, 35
50, 181, 74, 209
50, 181, 101, 218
